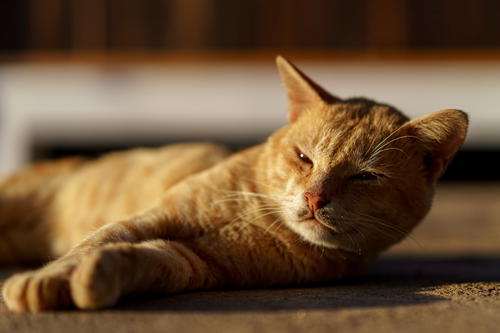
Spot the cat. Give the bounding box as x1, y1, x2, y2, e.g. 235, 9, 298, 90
0, 56, 468, 312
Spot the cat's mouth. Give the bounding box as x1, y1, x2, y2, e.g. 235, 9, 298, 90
297, 208, 314, 221
298, 210, 341, 233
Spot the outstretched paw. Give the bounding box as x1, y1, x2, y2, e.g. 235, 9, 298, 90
70, 244, 134, 310
3, 242, 156, 312
2, 266, 73, 313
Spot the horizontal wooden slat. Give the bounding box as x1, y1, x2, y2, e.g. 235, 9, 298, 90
3, 49, 500, 64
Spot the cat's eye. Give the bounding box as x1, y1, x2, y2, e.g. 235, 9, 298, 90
350, 172, 378, 181
295, 149, 313, 165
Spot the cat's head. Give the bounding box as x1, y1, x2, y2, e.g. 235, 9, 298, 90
263, 56, 468, 255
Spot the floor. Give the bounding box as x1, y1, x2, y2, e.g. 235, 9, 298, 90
1, 183, 499, 333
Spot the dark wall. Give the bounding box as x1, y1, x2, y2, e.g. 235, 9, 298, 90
2, 0, 500, 52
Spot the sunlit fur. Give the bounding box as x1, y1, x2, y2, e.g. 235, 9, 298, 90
0, 57, 468, 313
260, 100, 430, 254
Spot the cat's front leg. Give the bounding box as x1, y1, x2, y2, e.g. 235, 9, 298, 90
3, 236, 215, 312
2, 208, 175, 312
3, 239, 213, 312
65, 227, 304, 310
69, 240, 215, 309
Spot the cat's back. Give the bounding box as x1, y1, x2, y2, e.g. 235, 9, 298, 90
71, 142, 230, 194
46, 142, 231, 254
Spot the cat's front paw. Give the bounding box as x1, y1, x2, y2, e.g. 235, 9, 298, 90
2, 265, 73, 313
70, 244, 132, 310
2, 245, 134, 312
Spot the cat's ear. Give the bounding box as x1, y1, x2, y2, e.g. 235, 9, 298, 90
276, 55, 339, 123
403, 109, 468, 182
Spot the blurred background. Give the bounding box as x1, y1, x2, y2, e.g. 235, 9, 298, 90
1, 0, 500, 180
2, 4, 500, 329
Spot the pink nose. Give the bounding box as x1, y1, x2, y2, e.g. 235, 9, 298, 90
304, 192, 327, 212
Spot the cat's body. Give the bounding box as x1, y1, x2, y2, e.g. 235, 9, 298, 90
0, 143, 231, 263
1, 57, 468, 312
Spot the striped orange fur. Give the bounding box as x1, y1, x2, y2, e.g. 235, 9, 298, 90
1, 57, 468, 312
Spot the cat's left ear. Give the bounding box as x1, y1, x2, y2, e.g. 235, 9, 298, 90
403, 109, 468, 182
276, 56, 339, 123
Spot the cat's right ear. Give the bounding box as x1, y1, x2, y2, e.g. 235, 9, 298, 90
403, 109, 468, 182
276, 56, 339, 123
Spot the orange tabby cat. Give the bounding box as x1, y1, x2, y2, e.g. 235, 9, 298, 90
1, 56, 468, 312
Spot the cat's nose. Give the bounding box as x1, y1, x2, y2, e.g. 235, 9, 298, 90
304, 192, 327, 212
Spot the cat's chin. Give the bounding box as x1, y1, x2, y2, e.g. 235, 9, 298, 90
285, 217, 360, 252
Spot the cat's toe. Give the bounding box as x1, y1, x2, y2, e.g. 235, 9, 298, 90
2, 271, 71, 313
70, 248, 122, 310
2, 272, 32, 312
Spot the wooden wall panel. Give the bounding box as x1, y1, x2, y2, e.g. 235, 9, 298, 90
1, 0, 500, 52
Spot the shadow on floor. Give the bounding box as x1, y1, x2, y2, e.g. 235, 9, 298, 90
367, 256, 500, 282
113, 256, 500, 312
1, 256, 499, 313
